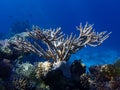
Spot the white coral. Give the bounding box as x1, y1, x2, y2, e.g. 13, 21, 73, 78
36, 61, 52, 78
12, 23, 111, 62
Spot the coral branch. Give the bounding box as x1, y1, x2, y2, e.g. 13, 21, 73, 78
11, 23, 111, 62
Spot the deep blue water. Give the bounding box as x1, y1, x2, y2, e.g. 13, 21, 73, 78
0, 0, 120, 65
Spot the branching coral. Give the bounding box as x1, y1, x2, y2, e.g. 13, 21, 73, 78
12, 23, 111, 62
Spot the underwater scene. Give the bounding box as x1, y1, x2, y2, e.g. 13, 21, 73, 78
0, 0, 120, 90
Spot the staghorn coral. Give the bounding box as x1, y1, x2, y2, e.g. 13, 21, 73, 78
11, 23, 111, 62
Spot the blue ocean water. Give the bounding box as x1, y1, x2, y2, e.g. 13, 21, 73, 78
0, 0, 120, 66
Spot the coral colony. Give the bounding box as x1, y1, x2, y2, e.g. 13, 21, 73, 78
13, 23, 111, 62
1, 23, 120, 90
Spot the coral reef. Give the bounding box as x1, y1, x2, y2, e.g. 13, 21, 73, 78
89, 59, 120, 90
100, 59, 120, 78
0, 23, 115, 90
0, 39, 24, 61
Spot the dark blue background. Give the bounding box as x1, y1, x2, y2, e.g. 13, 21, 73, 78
0, 0, 120, 51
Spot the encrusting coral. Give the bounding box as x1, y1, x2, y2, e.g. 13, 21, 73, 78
12, 23, 111, 63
